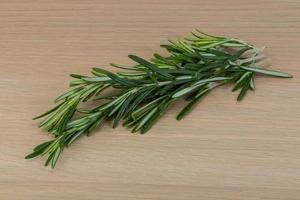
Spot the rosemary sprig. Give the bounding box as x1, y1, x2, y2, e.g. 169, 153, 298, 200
26, 29, 292, 168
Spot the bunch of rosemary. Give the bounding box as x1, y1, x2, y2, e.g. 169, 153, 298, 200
26, 30, 292, 168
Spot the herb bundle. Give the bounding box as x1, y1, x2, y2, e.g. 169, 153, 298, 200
26, 30, 292, 168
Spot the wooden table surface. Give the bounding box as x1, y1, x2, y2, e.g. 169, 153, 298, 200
1, 0, 299, 199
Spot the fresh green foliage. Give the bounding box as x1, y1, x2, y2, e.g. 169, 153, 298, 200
26, 29, 292, 167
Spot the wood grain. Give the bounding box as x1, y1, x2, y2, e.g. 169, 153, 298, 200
0, 0, 299, 199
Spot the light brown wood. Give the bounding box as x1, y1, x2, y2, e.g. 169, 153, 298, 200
0, 0, 299, 199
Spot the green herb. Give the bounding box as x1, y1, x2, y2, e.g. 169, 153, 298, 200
26, 29, 292, 168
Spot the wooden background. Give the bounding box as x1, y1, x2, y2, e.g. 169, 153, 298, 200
0, 0, 299, 199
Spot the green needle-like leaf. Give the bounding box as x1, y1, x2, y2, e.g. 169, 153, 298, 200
128, 55, 175, 80
241, 66, 292, 78
177, 88, 209, 120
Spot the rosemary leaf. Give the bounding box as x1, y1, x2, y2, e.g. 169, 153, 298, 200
241, 66, 292, 78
